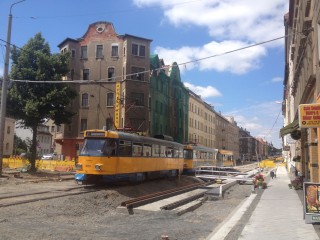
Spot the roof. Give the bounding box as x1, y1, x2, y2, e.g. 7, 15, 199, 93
57, 38, 79, 48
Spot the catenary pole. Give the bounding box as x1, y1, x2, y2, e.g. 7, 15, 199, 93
0, 0, 26, 176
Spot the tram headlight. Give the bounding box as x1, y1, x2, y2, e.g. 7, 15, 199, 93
95, 164, 103, 171
75, 163, 82, 170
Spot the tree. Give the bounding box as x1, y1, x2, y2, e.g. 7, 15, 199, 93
13, 133, 30, 155
7, 33, 77, 172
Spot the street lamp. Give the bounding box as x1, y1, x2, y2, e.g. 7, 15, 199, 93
0, 0, 26, 176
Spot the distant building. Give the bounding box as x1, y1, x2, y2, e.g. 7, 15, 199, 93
36, 125, 53, 156
188, 90, 216, 147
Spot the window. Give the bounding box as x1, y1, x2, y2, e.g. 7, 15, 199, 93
106, 118, 113, 130
132, 44, 138, 56
139, 45, 145, 57
132, 143, 143, 156
106, 92, 114, 106
111, 45, 118, 57
119, 140, 132, 157
108, 67, 115, 81
152, 144, 160, 157
129, 118, 144, 130
7, 126, 10, 134
131, 92, 144, 106
96, 45, 103, 58
131, 43, 146, 57
160, 145, 166, 157
143, 144, 152, 157
81, 93, 89, 107
81, 46, 87, 59
71, 49, 76, 58
80, 119, 87, 132
83, 69, 89, 80
131, 67, 145, 81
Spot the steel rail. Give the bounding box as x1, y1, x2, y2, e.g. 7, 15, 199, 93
120, 182, 206, 209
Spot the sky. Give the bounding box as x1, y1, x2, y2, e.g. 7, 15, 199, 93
0, 0, 288, 148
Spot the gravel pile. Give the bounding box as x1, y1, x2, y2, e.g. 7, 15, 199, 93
0, 173, 253, 240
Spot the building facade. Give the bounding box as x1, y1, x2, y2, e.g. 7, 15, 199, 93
56, 21, 152, 159
149, 54, 171, 137
3, 117, 15, 157
281, 0, 320, 182
188, 90, 216, 147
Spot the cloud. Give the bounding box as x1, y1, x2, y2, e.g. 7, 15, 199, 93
226, 101, 283, 147
133, 0, 288, 45
184, 82, 222, 98
272, 76, 283, 82
155, 40, 266, 74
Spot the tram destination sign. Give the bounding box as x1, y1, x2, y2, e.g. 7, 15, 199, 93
299, 104, 320, 128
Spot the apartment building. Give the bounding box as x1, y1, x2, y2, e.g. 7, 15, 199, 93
281, 0, 320, 182
225, 116, 240, 161
149, 55, 189, 143
188, 90, 216, 148
56, 21, 152, 159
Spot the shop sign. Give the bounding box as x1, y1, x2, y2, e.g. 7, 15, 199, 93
304, 182, 320, 223
299, 104, 320, 128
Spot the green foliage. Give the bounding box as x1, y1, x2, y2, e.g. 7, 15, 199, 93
7, 33, 77, 171
14, 134, 29, 153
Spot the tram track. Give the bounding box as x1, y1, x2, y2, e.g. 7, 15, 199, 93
120, 182, 207, 209
0, 185, 99, 208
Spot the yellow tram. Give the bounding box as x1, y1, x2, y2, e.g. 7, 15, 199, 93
183, 145, 218, 173
75, 130, 184, 183
183, 144, 235, 173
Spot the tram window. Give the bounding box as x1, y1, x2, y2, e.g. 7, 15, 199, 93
179, 149, 183, 158
143, 144, 152, 157
119, 140, 132, 156
203, 152, 207, 159
133, 143, 143, 156
165, 147, 173, 158
160, 145, 166, 157
193, 151, 197, 159
80, 139, 105, 156
173, 149, 180, 158
152, 144, 160, 157
184, 149, 192, 159
102, 139, 117, 156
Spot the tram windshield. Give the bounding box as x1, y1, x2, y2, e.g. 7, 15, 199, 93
80, 138, 117, 156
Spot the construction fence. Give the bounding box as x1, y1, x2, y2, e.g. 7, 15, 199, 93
3, 157, 75, 172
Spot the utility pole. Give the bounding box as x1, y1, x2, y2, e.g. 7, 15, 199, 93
0, 0, 26, 176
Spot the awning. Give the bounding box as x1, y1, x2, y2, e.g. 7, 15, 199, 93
280, 119, 299, 137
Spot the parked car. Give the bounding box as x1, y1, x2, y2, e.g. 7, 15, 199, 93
41, 153, 57, 160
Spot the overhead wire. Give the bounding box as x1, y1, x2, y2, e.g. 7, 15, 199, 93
10, 32, 297, 84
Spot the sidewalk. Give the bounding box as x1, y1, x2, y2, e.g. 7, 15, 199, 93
207, 166, 320, 240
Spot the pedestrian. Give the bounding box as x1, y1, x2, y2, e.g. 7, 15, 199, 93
274, 168, 277, 178
270, 170, 275, 179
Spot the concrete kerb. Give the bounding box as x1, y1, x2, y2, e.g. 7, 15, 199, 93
206, 192, 258, 240
206, 180, 238, 199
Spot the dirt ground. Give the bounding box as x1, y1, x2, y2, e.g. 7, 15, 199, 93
0, 171, 253, 240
